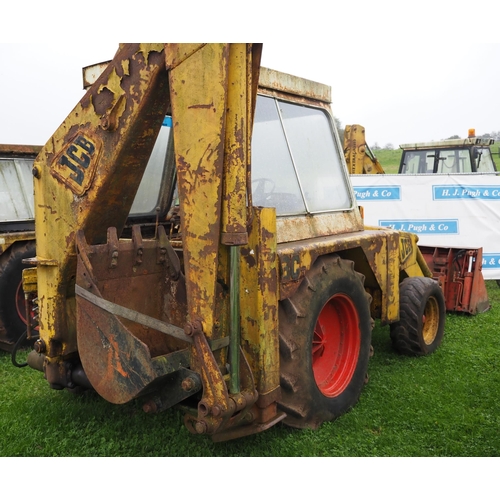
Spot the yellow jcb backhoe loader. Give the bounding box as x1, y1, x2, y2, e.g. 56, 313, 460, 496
24, 43, 446, 441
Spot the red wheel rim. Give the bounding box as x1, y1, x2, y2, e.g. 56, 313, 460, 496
312, 293, 361, 397
15, 281, 38, 330
15, 280, 28, 325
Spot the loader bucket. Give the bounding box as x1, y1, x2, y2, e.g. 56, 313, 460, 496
419, 246, 490, 314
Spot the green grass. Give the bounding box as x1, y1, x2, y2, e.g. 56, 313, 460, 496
1, 282, 500, 457
372, 148, 402, 173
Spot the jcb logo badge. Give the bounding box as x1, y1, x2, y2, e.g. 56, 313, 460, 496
52, 134, 101, 195
400, 235, 413, 264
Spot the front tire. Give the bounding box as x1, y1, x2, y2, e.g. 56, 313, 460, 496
390, 277, 445, 356
278, 254, 373, 429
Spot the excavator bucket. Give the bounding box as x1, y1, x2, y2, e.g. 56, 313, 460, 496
74, 226, 197, 405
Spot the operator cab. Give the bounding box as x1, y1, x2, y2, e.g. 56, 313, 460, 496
129, 70, 355, 225
398, 135, 497, 174
84, 62, 358, 239
251, 94, 351, 216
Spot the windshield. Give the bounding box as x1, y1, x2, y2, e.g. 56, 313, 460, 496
133, 96, 353, 218
251, 95, 352, 215
475, 147, 497, 173
436, 149, 472, 173
130, 117, 172, 216
0, 157, 35, 221
399, 150, 435, 174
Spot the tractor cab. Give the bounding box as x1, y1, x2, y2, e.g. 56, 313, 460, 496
398, 131, 497, 174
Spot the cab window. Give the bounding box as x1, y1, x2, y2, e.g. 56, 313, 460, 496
251, 95, 352, 215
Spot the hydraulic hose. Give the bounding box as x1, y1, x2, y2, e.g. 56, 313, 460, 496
11, 330, 39, 368
229, 245, 241, 394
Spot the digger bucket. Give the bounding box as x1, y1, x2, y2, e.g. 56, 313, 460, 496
419, 246, 490, 314
74, 225, 201, 405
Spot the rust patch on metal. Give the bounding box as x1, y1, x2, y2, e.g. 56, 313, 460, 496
188, 102, 215, 110
240, 247, 256, 268
0, 144, 41, 157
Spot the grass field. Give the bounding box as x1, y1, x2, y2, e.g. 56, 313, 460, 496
372, 148, 402, 173
1, 281, 499, 458
1, 142, 499, 461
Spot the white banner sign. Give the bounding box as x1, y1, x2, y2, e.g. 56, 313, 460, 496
351, 173, 500, 280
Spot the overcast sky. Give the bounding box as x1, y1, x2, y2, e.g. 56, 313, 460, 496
1, 3, 500, 150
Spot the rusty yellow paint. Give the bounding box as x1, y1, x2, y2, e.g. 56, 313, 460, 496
277, 227, 403, 323
98, 67, 125, 109
398, 232, 432, 278
404, 261, 428, 277
168, 44, 260, 337
30, 43, 265, 427
97, 68, 127, 131
276, 210, 364, 244
361, 231, 398, 323
165, 44, 206, 70
120, 59, 129, 76
190, 330, 231, 420
167, 44, 263, 430
21, 267, 38, 294
385, 231, 400, 322
168, 43, 229, 340
221, 44, 250, 245
240, 207, 279, 397
32, 44, 168, 364
0, 231, 35, 256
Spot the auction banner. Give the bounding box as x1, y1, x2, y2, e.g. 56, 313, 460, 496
350, 173, 500, 280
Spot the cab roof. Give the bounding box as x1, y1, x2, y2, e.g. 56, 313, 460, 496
400, 137, 494, 150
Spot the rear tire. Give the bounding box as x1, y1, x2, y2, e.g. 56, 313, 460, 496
0, 241, 36, 344
390, 277, 445, 356
278, 254, 373, 429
